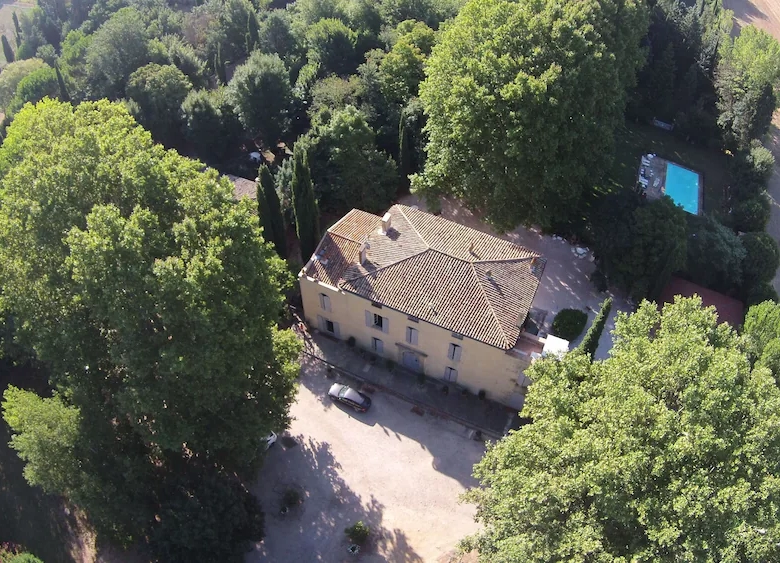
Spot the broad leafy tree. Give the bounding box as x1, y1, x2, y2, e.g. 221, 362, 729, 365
379, 20, 435, 107
594, 194, 687, 300
741, 232, 780, 291
227, 51, 292, 145
685, 214, 746, 293
0, 58, 47, 111
414, 0, 649, 230
0, 100, 301, 555
126, 63, 191, 144
85, 7, 150, 99
305, 18, 358, 77
6, 66, 60, 116
306, 105, 398, 213
463, 297, 780, 562
181, 87, 243, 165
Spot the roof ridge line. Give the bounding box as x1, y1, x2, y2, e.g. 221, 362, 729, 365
340, 247, 431, 283
470, 263, 510, 349
396, 205, 431, 251
474, 256, 541, 264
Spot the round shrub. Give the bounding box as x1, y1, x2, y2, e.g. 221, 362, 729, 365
345, 521, 370, 545
732, 196, 770, 232
742, 232, 780, 286
550, 308, 588, 341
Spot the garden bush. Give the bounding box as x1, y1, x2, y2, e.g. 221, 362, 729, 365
732, 196, 770, 232
551, 309, 588, 341
577, 298, 613, 357
345, 521, 370, 545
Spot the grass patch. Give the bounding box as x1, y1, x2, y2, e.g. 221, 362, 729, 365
0, 361, 87, 563
604, 121, 732, 216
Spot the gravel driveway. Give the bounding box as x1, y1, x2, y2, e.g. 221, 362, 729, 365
247, 361, 485, 562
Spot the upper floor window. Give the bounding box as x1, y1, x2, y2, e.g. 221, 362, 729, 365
365, 310, 389, 333
319, 293, 331, 312
447, 343, 462, 362
406, 327, 419, 345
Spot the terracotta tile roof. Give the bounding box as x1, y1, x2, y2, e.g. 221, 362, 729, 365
304, 205, 546, 349
226, 175, 257, 200
658, 277, 745, 327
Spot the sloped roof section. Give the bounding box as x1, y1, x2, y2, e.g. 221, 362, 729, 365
227, 175, 257, 200
304, 204, 546, 349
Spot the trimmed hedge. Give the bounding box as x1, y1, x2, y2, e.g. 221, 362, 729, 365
550, 309, 588, 341
578, 298, 613, 357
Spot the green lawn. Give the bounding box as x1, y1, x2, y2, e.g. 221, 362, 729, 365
604, 121, 733, 217
0, 363, 84, 563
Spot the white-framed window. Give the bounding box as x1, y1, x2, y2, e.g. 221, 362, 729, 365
319, 293, 331, 312
406, 326, 419, 345
372, 337, 384, 355
317, 315, 340, 337
444, 367, 458, 382
365, 310, 389, 333
447, 343, 462, 362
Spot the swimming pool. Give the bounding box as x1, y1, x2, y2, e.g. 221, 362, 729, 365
664, 162, 701, 215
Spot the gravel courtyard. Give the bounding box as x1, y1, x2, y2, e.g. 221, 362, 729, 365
247, 360, 485, 563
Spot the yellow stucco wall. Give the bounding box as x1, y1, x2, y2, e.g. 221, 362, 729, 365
300, 273, 532, 404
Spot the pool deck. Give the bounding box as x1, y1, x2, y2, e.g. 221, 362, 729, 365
637, 155, 702, 214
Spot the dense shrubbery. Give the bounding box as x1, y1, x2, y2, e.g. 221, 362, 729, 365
550, 309, 588, 341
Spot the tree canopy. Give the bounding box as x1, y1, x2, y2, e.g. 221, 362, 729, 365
0, 100, 301, 557
463, 297, 780, 562
414, 0, 649, 230
126, 62, 191, 144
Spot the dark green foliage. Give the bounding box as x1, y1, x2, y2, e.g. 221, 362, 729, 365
685, 215, 745, 292
12, 12, 22, 47
258, 165, 287, 258
126, 63, 191, 144
157, 35, 207, 89
744, 300, 780, 357
732, 196, 770, 233
258, 9, 302, 65
181, 87, 243, 165
2, 35, 15, 63
747, 282, 779, 307
305, 18, 358, 77
149, 469, 264, 562
398, 97, 425, 187
8, 554, 44, 563
594, 194, 688, 300
305, 106, 398, 214
550, 309, 588, 341
741, 232, 780, 289
577, 298, 612, 358
54, 64, 70, 102
291, 143, 321, 262
345, 520, 370, 545
757, 338, 780, 375
227, 52, 291, 144
730, 144, 775, 201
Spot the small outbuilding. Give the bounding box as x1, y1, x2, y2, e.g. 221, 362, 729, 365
658, 277, 745, 327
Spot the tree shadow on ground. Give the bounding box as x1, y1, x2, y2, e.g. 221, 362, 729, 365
248, 435, 423, 562
0, 362, 92, 563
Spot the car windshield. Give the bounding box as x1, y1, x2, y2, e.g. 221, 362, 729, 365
342, 388, 364, 404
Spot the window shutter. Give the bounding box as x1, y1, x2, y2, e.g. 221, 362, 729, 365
376, 339, 384, 354
412, 328, 418, 345
317, 315, 325, 331
447, 343, 455, 360
320, 294, 331, 312
365, 310, 372, 327
333, 322, 341, 338
382, 316, 389, 334
406, 327, 412, 344
454, 345, 462, 361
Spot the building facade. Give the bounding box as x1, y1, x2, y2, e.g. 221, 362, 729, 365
298, 205, 549, 407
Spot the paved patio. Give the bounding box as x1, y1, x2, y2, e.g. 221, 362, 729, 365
295, 325, 521, 438
399, 195, 634, 360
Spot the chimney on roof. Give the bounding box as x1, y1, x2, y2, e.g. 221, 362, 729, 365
469, 242, 475, 254
380, 212, 392, 234
359, 241, 370, 265
485, 269, 493, 280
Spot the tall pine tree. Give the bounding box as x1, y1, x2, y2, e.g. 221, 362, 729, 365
11, 12, 21, 48
291, 145, 320, 262
2, 35, 14, 63
257, 164, 287, 258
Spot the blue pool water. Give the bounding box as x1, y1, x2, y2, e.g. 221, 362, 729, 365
665, 162, 701, 214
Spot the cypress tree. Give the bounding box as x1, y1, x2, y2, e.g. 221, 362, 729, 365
258, 165, 287, 258
398, 111, 410, 189
291, 145, 320, 262
12, 12, 21, 48
55, 64, 70, 102
577, 297, 613, 358
2, 35, 14, 63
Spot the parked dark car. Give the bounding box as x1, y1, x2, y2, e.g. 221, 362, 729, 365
328, 383, 372, 412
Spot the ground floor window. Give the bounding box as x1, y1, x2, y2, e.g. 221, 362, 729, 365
444, 367, 458, 382
372, 337, 384, 355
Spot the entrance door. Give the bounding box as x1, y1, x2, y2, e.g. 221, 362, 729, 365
402, 350, 422, 372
